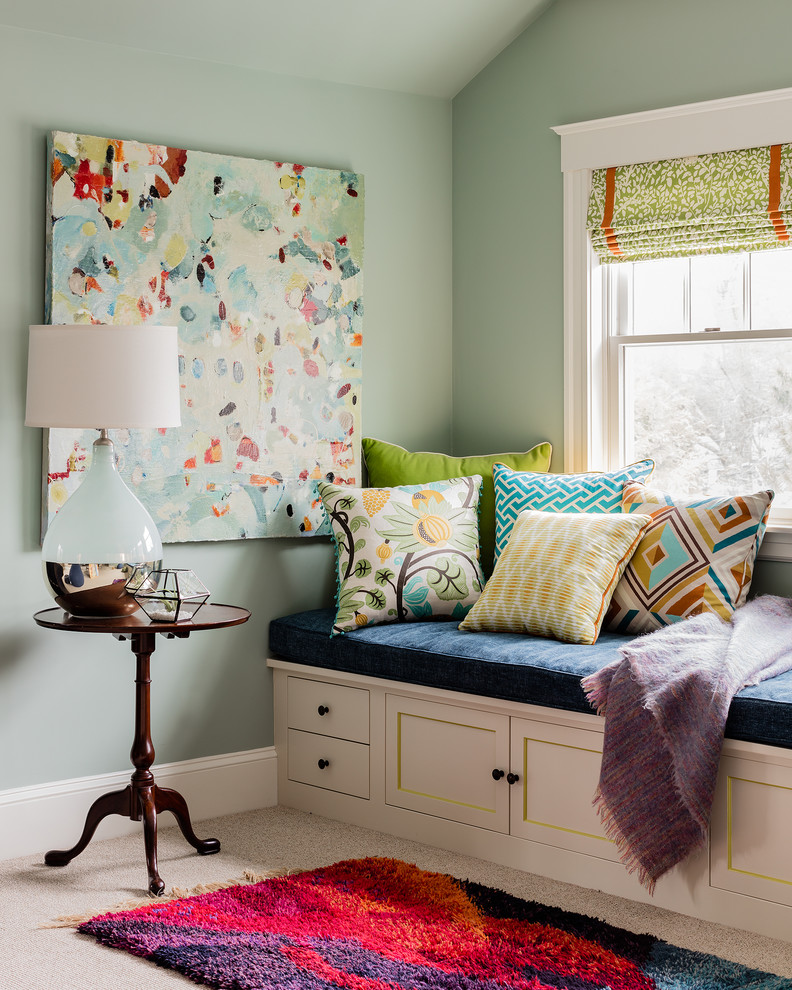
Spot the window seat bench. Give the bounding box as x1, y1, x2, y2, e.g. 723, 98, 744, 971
267, 609, 792, 942
270, 608, 792, 750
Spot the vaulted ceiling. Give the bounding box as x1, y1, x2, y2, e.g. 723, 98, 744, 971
1, 0, 553, 98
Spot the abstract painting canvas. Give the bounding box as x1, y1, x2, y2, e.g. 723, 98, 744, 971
45, 131, 364, 542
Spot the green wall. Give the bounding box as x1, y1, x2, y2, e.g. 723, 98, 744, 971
6, 0, 792, 796
0, 25, 452, 790
451, 0, 792, 598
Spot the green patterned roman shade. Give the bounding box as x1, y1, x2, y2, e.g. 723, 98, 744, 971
587, 144, 792, 263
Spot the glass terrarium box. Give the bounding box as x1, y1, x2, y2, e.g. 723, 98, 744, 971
126, 568, 209, 622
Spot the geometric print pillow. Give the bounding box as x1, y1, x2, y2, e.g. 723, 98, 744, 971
492, 459, 654, 565
606, 482, 774, 635
317, 476, 485, 635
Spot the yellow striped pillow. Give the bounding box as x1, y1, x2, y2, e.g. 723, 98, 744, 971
459, 509, 652, 644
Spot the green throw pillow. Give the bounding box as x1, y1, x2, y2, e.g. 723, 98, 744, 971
361, 437, 553, 576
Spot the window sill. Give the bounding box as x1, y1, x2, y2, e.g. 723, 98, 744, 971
758, 527, 792, 562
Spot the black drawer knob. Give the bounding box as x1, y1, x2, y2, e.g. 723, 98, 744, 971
318, 759, 330, 770
317, 705, 330, 716
491, 768, 505, 780
507, 772, 520, 785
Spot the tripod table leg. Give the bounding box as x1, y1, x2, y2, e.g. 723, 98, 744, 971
44, 786, 132, 867
140, 786, 165, 896
154, 784, 221, 855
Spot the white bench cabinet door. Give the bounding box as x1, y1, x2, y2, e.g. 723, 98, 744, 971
385, 695, 511, 832
510, 716, 620, 862
710, 754, 792, 907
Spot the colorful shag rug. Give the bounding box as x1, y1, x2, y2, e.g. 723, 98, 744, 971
78, 857, 791, 990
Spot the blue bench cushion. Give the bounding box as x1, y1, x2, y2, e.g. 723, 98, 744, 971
269, 609, 792, 750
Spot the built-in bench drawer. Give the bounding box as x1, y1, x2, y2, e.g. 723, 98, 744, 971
287, 728, 370, 798
286, 676, 370, 742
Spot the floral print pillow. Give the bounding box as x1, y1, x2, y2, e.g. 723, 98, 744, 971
318, 476, 484, 635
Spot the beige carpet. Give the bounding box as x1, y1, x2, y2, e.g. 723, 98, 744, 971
3, 805, 791, 988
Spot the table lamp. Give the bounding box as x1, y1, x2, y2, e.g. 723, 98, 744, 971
25, 325, 181, 618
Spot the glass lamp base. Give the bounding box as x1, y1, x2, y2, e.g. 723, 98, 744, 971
41, 433, 165, 619
44, 560, 162, 617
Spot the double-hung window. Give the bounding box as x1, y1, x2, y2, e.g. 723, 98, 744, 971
554, 89, 792, 560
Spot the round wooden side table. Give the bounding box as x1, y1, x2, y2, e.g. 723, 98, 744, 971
33, 603, 251, 895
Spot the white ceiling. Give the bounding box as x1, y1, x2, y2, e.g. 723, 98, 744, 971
1, 0, 553, 99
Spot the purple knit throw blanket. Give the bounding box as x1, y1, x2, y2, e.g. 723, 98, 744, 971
581, 595, 792, 893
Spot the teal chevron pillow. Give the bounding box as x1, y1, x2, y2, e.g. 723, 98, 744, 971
492, 460, 654, 565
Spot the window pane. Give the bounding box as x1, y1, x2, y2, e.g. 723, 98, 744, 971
632, 258, 687, 333
622, 339, 792, 515
751, 250, 792, 330
690, 254, 744, 331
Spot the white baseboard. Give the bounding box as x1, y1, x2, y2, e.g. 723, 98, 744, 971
0, 747, 278, 861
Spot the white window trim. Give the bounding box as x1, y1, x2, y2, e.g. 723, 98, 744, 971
552, 86, 792, 561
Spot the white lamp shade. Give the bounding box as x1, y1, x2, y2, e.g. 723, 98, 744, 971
25, 324, 181, 429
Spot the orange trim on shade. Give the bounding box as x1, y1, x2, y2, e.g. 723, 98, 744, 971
601, 166, 623, 257
768, 144, 790, 243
